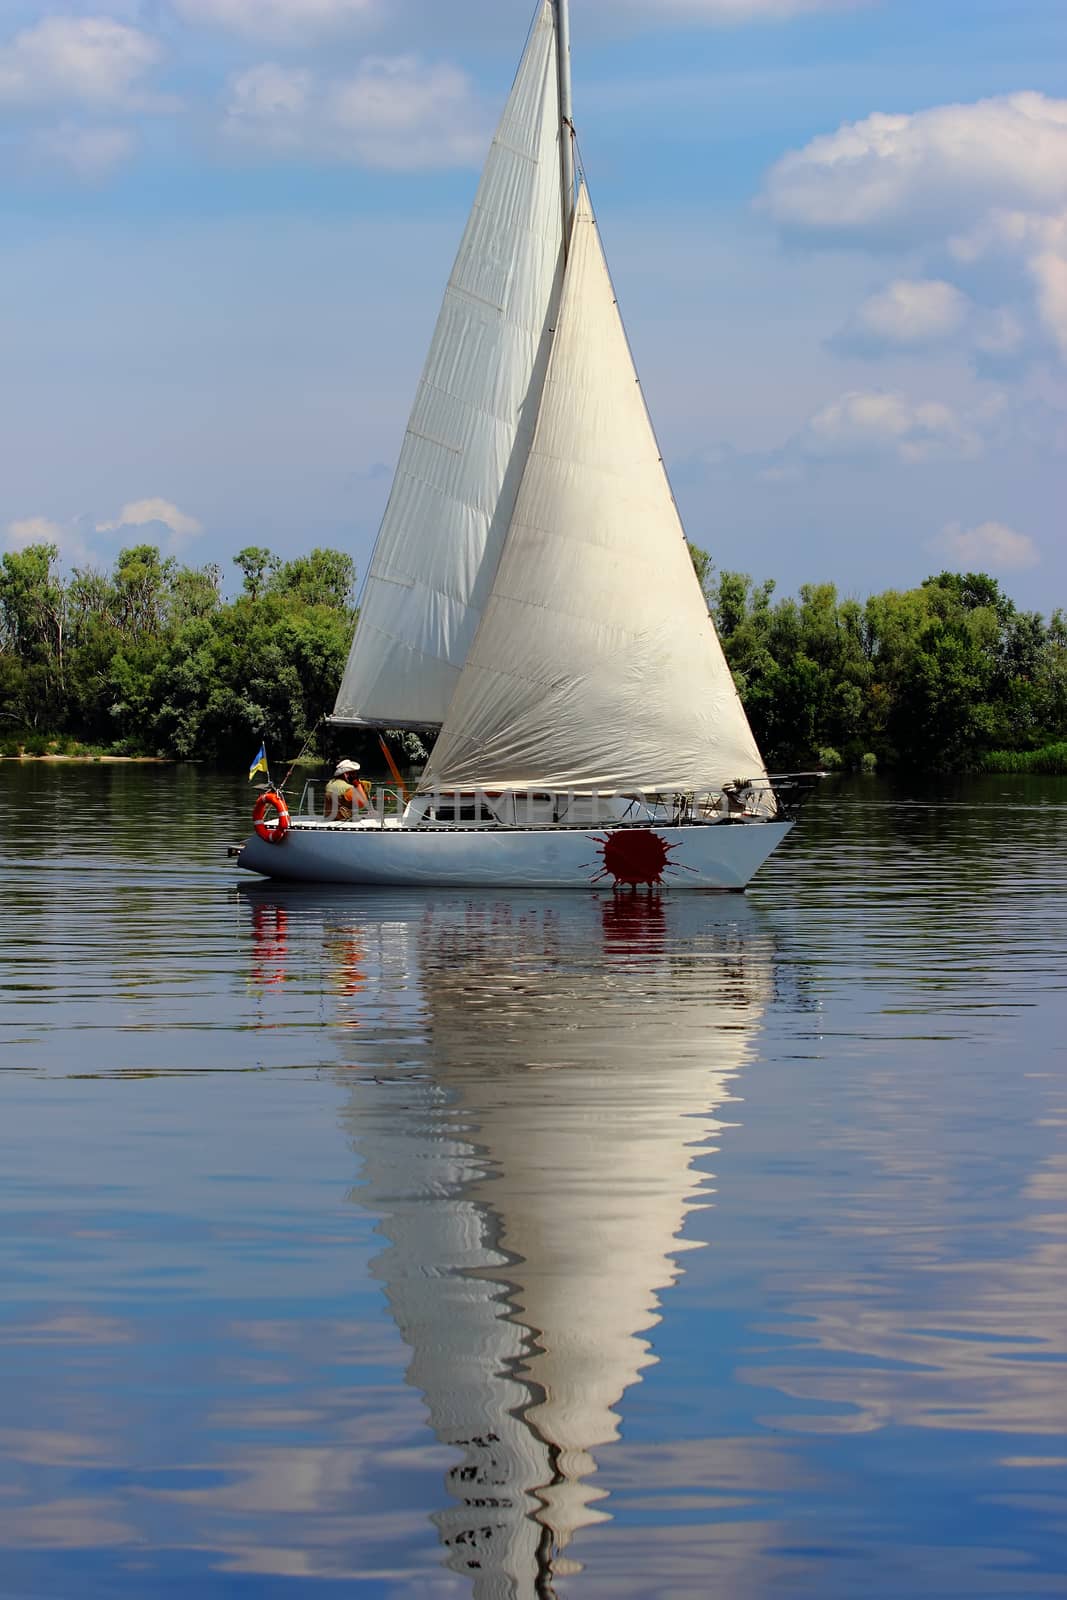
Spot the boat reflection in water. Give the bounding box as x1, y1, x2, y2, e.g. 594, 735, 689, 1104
247, 886, 774, 1597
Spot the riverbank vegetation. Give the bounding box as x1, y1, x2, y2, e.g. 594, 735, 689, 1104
2, 539, 1064, 774
703, 564, 1067, 775
0, 542, 354, 764
975, 743, 1067, 775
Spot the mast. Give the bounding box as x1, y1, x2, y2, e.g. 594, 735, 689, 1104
554, 0, 576, 245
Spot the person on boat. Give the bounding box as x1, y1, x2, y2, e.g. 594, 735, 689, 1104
325, 759, 368, 821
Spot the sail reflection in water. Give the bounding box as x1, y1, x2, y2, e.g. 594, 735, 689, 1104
249, 888, 774, 1596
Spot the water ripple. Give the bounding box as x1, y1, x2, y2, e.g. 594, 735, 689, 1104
1, 766, 1066, 1598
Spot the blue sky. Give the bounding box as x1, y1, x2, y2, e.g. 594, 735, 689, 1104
1, 0, 1065, 610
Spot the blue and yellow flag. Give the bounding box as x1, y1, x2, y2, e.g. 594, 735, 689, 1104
248, 744, 268, 781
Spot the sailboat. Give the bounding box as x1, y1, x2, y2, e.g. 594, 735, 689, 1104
237, 0, 797, 891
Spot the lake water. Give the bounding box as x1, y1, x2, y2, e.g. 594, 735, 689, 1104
1, 765, 1066, 1599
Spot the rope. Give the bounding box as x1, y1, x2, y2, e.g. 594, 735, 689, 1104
277, 718, 323, 796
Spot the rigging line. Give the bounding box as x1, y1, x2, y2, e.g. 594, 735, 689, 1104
278, 717, 323, 796
571, 125, 587, 191
568, 135, 701, 528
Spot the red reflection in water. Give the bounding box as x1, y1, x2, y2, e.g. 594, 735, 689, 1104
601, 890, 668, 952
250, 903, 288, 987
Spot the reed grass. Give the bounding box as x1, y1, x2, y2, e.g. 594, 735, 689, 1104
979, 743, 1067, 775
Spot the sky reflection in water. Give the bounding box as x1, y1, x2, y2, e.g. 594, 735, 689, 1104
0, 767, 1065, 1598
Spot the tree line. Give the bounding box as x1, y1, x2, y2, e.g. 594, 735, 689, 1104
690, 550, 1067, 774
2, 538, 1065, 774
0, 543, 354, 762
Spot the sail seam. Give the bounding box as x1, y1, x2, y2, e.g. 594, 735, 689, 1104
406, 389, 549, 445
366, 572, 416, 590
467, 587, 657, 638
445, 284, 508, 315
381, 467, 501, 516
353, 622, 455, 659
406, 427, 463, 457
415, 375, 526, 423
468, 200, 561, 242
489, 138, 541, 166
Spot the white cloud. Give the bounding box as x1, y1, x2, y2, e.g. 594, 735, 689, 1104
225, 62, 311, 145
761, 93, 1067, 244
974, 308, 1027, 361
1030, 250, 1067, 359
799, 389, 982, 463
605, 0, 863, 16
943, 209, 1067, 359
949, 206, 1067, 274
96, 498, 203, 547
178, 0, 862, 40
31, 122, 135, 179
6, 515, 96, 567
330, 57, 475, 156
7, 514, 64, 547
761, 94, 1067, 367
224, 55, 484, 170
932, 520, 1039, 572
757, 461, 804, 484
174, 0, 378, 39
12, 2, 147, 17
834, 278, 969, 355
0, 17, 160, 110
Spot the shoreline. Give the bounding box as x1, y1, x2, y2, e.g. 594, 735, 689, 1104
2, 754, 172, 764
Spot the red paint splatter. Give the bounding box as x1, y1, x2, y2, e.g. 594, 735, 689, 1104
590, 828, 677, 888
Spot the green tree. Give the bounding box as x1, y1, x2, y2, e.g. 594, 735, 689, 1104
234, 546, 278, 601
687, 542, 714, 605
0, 543, 67, 727
146, 592, 351, 759
2, 545, 1063, 771
111, 545, 175, 637
170, 563, 222, 623
268, 548, 357, 612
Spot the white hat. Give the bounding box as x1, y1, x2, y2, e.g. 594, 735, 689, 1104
334, 759, 361, 775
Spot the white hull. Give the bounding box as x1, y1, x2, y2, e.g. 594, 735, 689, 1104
236, 817, 792, 890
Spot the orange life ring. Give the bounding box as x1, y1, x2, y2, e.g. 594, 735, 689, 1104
252, 789, 291, 845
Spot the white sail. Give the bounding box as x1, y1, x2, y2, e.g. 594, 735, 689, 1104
332, 1, 566, 730
421, 184, 767, 794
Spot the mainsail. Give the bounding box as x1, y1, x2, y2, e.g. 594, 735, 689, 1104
331, 1, 566, 730
421, 184, 768, 794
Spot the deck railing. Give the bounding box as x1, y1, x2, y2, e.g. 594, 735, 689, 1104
292, 781, 791, 828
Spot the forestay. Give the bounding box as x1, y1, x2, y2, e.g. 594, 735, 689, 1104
421, 185, 768, 795
331, 1, 565, 730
